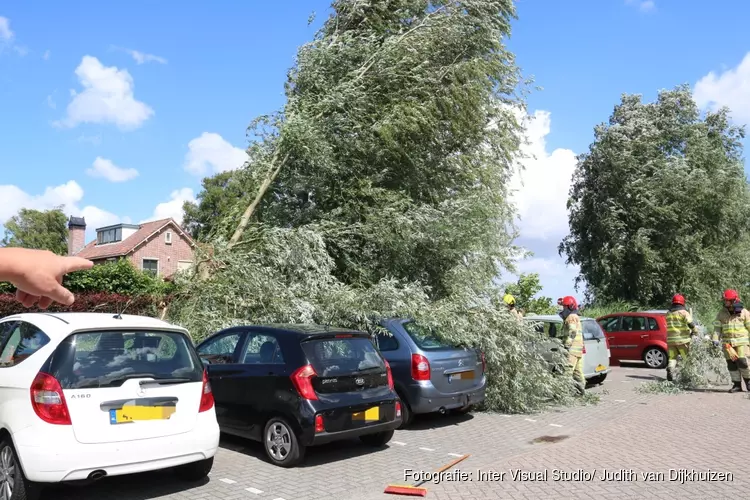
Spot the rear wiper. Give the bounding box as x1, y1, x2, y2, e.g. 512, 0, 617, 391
355, 366, 383, 374
98, 373, 188, 387
139, 378, 192, 387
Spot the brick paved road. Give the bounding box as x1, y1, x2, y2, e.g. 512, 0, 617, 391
40, 363, 749, 500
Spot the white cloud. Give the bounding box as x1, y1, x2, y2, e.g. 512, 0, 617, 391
46, 94, 56, 109
0, 180, 124, 242
86, 156, 139, 182
43, 50, 50, 60
0, 17, 13, 41
694, 52, 750, 125
142, 188, 196, 225
128, 49, 167, 65
184, 132, 248, 176
625, 0, 655, 12
55, 56, 154, 130
508, 110, 577, 241
504, 255, 582, 303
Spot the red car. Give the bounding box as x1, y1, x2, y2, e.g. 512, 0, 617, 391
596, 311, 669, 369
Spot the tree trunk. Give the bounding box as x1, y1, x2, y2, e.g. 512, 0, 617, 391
228, 152, 287, 247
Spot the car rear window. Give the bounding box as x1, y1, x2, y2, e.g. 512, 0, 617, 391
583, 320, 605, 340
402, 321, 454, 350
47, 330, 204, 389
301, 336, 385, 377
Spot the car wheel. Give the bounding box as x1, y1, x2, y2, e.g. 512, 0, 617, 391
264, 417, 305, 468
174, 457, 213, 482
359, 430, 394, 447
0, 436, 40, 500
643, 347, 667, 369
397, 395, 413, 429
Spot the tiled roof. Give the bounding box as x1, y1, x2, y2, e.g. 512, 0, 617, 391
75, 218, 190, 260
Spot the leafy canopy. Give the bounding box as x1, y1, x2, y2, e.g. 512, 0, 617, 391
173, 0, 583, 413
560, 85, 750, 306
504, 273, 556, 315
2, 207, 68, 255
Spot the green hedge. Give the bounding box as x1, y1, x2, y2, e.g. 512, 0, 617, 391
0, 258, 175, 296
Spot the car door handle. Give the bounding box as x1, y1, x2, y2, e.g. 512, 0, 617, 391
640, 334, 648, 338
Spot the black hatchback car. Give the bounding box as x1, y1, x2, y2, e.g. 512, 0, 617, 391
195, 324, 402, 467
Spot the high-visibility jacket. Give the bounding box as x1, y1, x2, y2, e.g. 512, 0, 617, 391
712, 308, 750, 347
562, 313, 584, 357
665, 307, 696, 346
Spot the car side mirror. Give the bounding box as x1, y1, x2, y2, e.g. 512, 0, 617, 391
200, 356, 210, 366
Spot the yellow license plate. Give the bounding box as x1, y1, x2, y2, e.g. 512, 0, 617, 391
595, 364, 606, 372
451, 370, 475, 380
110, 404, 176, 424
352, 406, 380, 422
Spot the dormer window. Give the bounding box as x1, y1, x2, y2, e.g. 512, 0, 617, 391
97, 227, 122, 244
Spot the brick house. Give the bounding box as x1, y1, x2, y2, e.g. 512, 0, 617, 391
67, 216, 195, 278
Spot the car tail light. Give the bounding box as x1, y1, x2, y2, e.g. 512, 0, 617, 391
291, 364, 318, 400
385, 360, 395, 390
480, 351, 486, 374
314, 414, 325, 433
395, 401, 402, 418
30, 372, 71, 425
411, 354, 430, 381
199, 369, 215, 413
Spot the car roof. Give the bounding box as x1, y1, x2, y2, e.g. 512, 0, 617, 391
227, 323, 365, 336
524, 314, 595, 322
1, 312, 186, 337
597, 311, 666, 318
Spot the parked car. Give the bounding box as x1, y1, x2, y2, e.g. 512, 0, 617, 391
374, 319, 486, 428
524, 314, 611, 385
595, 310, 705, 369
0, 312, 219, 499
196, 324, 402, 468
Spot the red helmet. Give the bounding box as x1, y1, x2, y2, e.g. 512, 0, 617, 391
723, 289, 739, 302
561, 296, 577, 309
672, 294, 685, 306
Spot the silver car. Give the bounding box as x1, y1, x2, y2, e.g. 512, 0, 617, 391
524, 314, 611, 385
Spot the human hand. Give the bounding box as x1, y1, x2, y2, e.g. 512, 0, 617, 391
0, 248, 93, 309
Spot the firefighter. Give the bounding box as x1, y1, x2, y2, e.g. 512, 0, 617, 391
560, 295, 585, 395
503, 293, 523, 321
665, 294, 697, 382
712, 289, 750, 393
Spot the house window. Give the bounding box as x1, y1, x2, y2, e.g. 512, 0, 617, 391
165, 231, 172, 245
97, 227, 122, 245
142, 258, 158, 276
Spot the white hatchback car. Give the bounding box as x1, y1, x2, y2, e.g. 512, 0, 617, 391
0, 312, 220, 499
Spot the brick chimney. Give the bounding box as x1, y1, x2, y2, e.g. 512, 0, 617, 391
68, 216, 86, 255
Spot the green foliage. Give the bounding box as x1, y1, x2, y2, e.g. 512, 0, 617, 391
503, 273, 556, 315
170, 234, 578, 413
2, 207, 68, 255
173, 1, 584, 413
63, 259, 173, 296
182, 170, 254, 241
560, 85, 750, 306
637, 339, 729, 394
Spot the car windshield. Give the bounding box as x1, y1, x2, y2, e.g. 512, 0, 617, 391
47, 330, 204, 389
402, 321, 454, 350
301, 336, 385, 377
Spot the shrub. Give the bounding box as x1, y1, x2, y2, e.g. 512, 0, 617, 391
0, 292, 164, 318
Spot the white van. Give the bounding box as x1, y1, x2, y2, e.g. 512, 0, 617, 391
524, 314, 611, 385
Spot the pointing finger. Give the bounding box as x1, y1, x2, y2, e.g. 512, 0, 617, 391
60, 256, 94, 274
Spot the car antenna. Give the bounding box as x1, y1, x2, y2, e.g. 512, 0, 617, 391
113, 296, 135, 320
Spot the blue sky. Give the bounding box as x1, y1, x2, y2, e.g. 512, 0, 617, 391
2, 1, 750, 304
